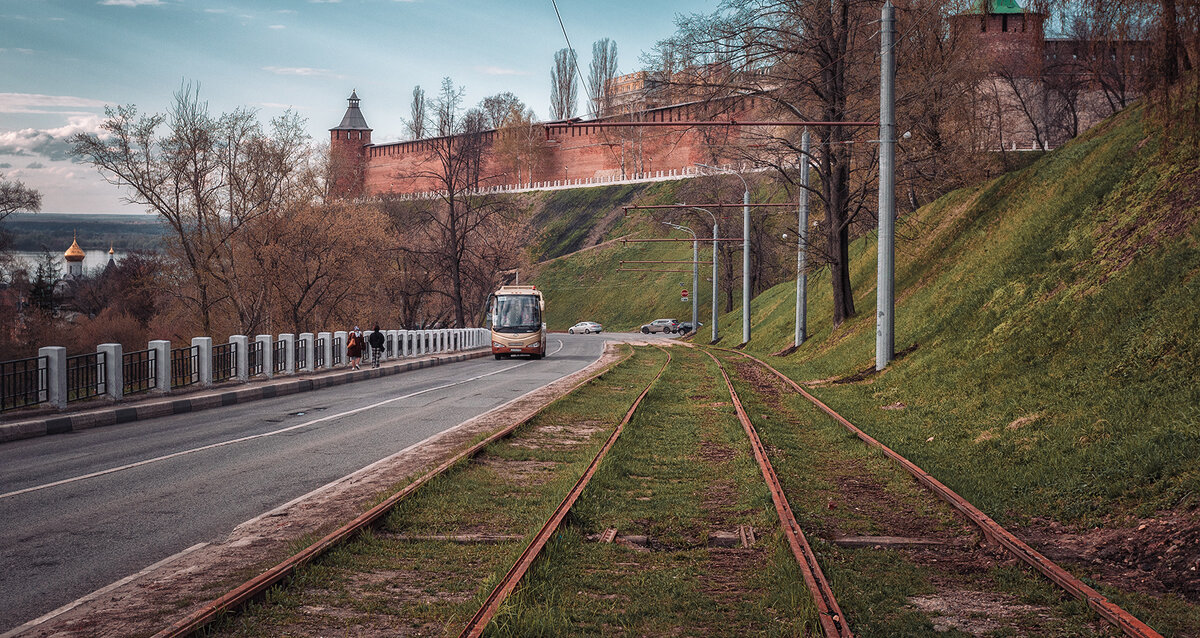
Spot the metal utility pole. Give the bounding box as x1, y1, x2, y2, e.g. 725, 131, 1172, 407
796, 129, 810, 348
742, 188, 751, 345
666, 223, 699, 331
877, 0, 896, 371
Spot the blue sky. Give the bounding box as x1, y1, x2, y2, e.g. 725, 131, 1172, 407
0, 0, 717, 213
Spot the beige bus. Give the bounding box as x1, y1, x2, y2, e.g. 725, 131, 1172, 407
489, 285, 547, 360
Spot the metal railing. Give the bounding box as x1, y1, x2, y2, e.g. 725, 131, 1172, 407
248, 341, 264, 377
123, 349, 156, 395
171, 345, 199, 389
315, 338, 326, 368
1, 356, 48, 412
333, 337, 342, 365
294, 339, 307, 371
213, 342, 237, 383
67, 351, 105, 402
272, 340, 287, 373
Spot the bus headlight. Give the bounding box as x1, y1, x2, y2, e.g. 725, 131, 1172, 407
492, 341, 504, 349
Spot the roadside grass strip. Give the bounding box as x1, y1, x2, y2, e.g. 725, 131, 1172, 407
484, 347, 819, 636
717, 351, 1131, 638
204, 345, 668, 637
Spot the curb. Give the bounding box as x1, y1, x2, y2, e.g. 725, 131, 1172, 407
0, 349, 491, 445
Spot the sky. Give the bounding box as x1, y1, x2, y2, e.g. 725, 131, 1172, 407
0, 0, 719, 214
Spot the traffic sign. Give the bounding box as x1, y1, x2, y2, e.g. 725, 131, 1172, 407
681, 289, 689, 302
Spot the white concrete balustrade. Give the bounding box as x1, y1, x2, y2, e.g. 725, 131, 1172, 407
1, 328, 491, 412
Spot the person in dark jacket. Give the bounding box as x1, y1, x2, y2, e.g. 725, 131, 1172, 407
368, 325, 385, 368
347, 326, 365, 370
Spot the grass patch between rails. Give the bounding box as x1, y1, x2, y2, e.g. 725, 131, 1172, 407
716, 349, 1129, 637
487, 347, 817, 637
204, 344, 669, 637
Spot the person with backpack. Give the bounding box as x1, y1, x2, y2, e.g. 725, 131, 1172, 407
347, 326, 365, 370
368, 325, 386, 368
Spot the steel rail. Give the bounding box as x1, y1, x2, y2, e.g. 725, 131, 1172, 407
720, 348, 1163, 638
700, 349, 853, 638
459, 345, 673, 638
151, 346, 636, 638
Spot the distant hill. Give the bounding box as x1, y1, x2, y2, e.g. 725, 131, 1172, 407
1, 212, 169, 253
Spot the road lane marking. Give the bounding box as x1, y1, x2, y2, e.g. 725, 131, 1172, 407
0, 342, 564, 501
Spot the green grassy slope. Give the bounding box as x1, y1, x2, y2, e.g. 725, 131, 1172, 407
709, 102, 1199, 526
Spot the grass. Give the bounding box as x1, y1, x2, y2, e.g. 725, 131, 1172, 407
697, 101, 1199, 527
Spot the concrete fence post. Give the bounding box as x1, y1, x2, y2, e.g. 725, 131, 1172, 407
149, 340, 171, 392
333, 330, 347, 366
399, 330, 408, 357
300, 333, 315, 372
317, 332, 331, 369
38, 346, 67, 409
98, 343, 123, 400
280, 334, 295, 374
256, 334, 273, 379
230, 335, 249, 382
416, 331, 424, 355
192, 336, 213, 386
442, 330, 449, 352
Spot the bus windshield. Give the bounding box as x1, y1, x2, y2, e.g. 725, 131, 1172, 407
493, 295, 542, 334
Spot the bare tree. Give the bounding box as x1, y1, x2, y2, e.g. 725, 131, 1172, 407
494, 105, 547, 185
395, 77, 525, 326
479, 92, 524, 129
550, 47, 579, 120
0, 172, 41, 222
72, 83, 313, 334
407, 85, 427, 140
588, 38, 619, 118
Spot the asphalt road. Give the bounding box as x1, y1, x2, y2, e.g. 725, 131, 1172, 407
0, 332, 669, 633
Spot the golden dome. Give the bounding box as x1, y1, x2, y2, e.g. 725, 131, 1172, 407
108, 242, 114, 255
64, 233, 85, 262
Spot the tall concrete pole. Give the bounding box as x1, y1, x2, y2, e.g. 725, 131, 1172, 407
712, 222, 719, 344
796, 129, 810, 348
877, 0, 896, 370
692, 237, 699, 331
743, 187, 751, 344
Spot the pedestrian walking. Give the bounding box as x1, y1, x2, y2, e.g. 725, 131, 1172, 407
347, 326, 365, 370
368, 325, 385, 368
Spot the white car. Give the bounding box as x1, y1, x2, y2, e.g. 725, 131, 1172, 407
568, 321, 603, 334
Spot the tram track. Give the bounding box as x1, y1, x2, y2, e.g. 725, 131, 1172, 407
152, 342, 637, 638
713, 346, 1163, 638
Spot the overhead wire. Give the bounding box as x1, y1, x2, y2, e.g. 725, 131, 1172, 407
550, 0, 596, 111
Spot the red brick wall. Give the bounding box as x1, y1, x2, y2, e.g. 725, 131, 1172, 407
355, 99, 758, 197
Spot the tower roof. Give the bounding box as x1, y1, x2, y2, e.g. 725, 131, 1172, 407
331, 90, 371, 131
978, 0, 1027, 13
64, 232, 85, 262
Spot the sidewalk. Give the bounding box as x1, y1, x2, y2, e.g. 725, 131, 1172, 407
0, 348, 490, 444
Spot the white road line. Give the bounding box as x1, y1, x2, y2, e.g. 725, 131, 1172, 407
0, 346, 558, 501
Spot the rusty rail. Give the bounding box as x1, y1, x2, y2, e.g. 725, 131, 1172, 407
701, 349, 853, 638
459, 345, 673, 638
151, 346, 637, 638
721, 348, 1163, 638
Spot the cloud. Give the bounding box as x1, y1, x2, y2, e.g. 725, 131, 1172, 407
203, 8, 227, 13
25, 162, 45, 169
268, 24, 285, 29
0, 48, 35, 55
309, 0, 342, 3
98, 0, 163, 6
0, 115, 105, 162
476, 66, 530, 76
262, 66, 343, 79
257, 102, 304, 110
0, 93, 110, 114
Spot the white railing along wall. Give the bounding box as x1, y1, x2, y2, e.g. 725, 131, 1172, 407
0, 328, 490, 413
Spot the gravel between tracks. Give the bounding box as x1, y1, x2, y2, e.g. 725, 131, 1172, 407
11, 342, 632, 638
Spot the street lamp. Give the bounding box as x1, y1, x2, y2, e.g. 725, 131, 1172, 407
696, 163, 751, 345
682, 205, 720, 344
664, 222, 699, 333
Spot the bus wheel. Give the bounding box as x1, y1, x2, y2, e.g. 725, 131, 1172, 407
494, 354, 503, 360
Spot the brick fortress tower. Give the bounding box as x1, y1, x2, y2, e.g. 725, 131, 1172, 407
951, 0, 1046, 75
329, 90, 372, 199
